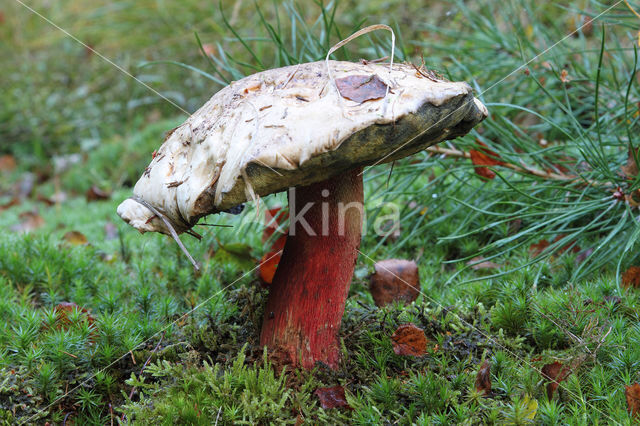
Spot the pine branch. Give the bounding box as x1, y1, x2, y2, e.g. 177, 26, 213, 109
426, 145, 612, 188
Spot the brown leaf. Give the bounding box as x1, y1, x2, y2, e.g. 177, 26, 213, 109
470, 141, 504, 180
622, 266, 640, 289
621, 148, 639, 179
369, 259, 420, 307
335, 74, 388, 104
0, 155, 16, 173
10, 210, 45, 233
259, 207, 288, 285
391, 323, 427, 357
467, 256, 501, 270
529, 239, 550, 258
62, 231, 89, 246
529, 234, 580, 258
0, 197, 20, 212
541, 361, 571, 399
86, 185, 110, 202
475, 360, 492, 395
314, 386, 351, 410
625, 383, 640, 417
201, 43, 215, 56
54, 302, 95, 329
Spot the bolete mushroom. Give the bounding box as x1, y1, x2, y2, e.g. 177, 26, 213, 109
117, 60, 487, 369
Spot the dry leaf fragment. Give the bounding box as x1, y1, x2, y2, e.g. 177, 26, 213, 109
314, 386, 351, 410
625, 383, 640, 417
467, 256, 502, 270
369, 259, 420, 307
54, 302, 96, 332
541, 361, 571, 399
62, 231, 89, 246
10, 210, 44, 233
335, 74, 389, 103
622, 266, 640, 289
475, 360, 492, 395
0, 197, 20, 212
86, 185, 111, 202
529, 234, 580, 258
560, 69, 570, 83
469, 141, 504, 180
0, 155, 16, 173
391, 323, 427, 357
621, 148, 639, 179
259, 207, 288, 285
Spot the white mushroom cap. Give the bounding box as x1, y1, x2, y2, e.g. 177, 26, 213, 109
118, 60, 488, 235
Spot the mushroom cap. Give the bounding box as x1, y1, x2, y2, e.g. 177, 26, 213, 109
117, 60, 488, 234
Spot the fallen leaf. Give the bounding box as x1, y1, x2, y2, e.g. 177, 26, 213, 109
104, 221, 118, 241
86, 185, 110, 202
369, 259, 420, 307
0, 197, 20, 212
314, 386, 351, 410
622, 266, 640, 289
62, 231, 89, 246
625, 383, 640, 417
521, 394, 538, 421
10, 210, 44, 233
335, 74, 388, 104
621, 148, 639, 179
475, 360, 492, 395
469, 141, 504, 180
467, 256, 502, 270
201, 43, 215, 56
54, 302, 95, 328
541, 361, 571, 399
529, 239, 550, 258
570, 14, 593, 37
529, 234, 580, 258
0, 155, 16, 173
391, 323, 427, 357
259, 207, 288, 285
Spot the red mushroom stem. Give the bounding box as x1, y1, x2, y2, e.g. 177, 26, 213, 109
260, 168, 363, 369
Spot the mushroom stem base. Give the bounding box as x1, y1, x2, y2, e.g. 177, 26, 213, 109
260, 169, 363, 369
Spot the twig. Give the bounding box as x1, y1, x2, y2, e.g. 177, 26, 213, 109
128, 332, 165, 401
130, 196, 200, 271
426, 145, 609, 187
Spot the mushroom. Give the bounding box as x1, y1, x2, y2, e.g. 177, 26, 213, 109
117, 60, 487, 369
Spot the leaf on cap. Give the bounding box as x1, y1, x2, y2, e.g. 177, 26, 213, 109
391, 323, 427, 357
335, 74, 388, 103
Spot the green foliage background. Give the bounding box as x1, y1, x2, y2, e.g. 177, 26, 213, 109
1, 0, 640, 424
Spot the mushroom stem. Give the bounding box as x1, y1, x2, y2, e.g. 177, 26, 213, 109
260, 168, 363, 369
